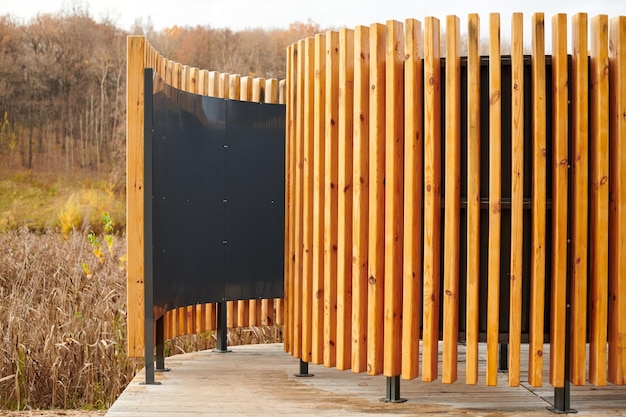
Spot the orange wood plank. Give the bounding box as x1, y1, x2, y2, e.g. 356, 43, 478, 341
252, 77, 265, 103
422, 16, 442, 383
265, 78, 279, 329
238, 300, 250, 327
187, 305, 196, 335
550, 13, 569, 389
383, 20, 405, 378
570, 13, 590, 386
292, 39, 306, 359
367, 22, 386, 376
301, 37, 315, 363
126, 35, 146, 358
311, 33, 326, 365
351, 25, 370, 374
336, 27, 355, 371
442, 15, 461, 385
508, 12, 524, 387
401, 17, 423, 381
608, 16, 626, 386
486, 13, 502, 387
528, 12, 547, 388
324, 31, 340, 368
205, 303, 216, 331
589, 14, 609, 387
208, 71, 219, 97
284, 45, 297, 353
465, 13, 481, 386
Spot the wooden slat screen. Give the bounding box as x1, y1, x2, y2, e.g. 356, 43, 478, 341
284, 13, 626, 387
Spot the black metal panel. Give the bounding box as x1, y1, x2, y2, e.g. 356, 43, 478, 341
151, 77, 227, 310
224, 100, 286, 301
148, 74, 285, 311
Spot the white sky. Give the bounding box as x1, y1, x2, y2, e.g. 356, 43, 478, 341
2, 0, 625, 35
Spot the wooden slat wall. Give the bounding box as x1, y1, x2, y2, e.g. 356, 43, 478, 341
284, 11, 626, 388
127, 37, 287, 358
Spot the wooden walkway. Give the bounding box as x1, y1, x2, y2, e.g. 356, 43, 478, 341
106, 343, 626, 416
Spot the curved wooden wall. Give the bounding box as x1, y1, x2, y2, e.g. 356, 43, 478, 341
283, 13, 626, 387
126, 36, 285, 358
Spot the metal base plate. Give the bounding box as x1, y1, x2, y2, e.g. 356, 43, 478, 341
155, 368, 171, 372
547, 406, 577, 414
379, 397, 407, 403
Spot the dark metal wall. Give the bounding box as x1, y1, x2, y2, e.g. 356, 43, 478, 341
146, 72, 285, 312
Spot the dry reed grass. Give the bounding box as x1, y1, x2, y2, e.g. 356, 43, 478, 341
0, 228, 139, 410
0, 228, 283, 411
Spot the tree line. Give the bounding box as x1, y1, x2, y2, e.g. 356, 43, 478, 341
0, 8, 322, 187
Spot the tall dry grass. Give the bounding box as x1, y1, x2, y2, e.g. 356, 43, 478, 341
0, 228, 283, 410
0, 229, 140, 410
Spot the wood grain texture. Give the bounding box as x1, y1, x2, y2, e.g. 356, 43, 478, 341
336, 27, 355, 371
589, 14, 609, 387
367, 23, 386, 376
528, 12, 547, 388
311, 33, 326, 365
401, 17, 423, 381
442, 15, 460, 385
422, 16, 441, 383
549, 13, 568, 389
351, 25, 370, 374
383, 19, 404, 378
465, 13, 480, 386
486, 13, 501, 387
570, 13, 589, 386
608, 16, 626, 386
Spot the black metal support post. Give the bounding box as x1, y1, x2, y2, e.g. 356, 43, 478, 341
294, 358, 314, 377
499, 342, 509, 372
380, 375, 407, 403
213, 301, 231, 353
548, 303, 576, 414
155, 316, 170, 372
141, 68, 159, 386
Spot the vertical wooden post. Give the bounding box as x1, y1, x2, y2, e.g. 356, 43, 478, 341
422, 16, 441, 382
351, 25, 370, 374
508, 12, 524, 387
383, 19, 404, 378
301, 37, 315, 363
367, 22, 386, 376
570, 13, 589, 386
126, 35, 146, 358
336, 27, 355, 371
442, 15, 461, 385
292, 39, 306, 359
588, 14, 609, 387
401, 17, 423, 381
324, 30, 340, 368
486, 13, 502, 387
465, 13, 481, 386
528, 12, 547, 388
608, 15, 626, 386
550, 13, 569, 389
311, 33, 326, 364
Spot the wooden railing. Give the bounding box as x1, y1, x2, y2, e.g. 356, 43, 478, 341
126, 35, 285, 358
283, 12, 626, 387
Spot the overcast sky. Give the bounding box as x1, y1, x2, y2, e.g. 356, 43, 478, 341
3, 0, 625, 35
